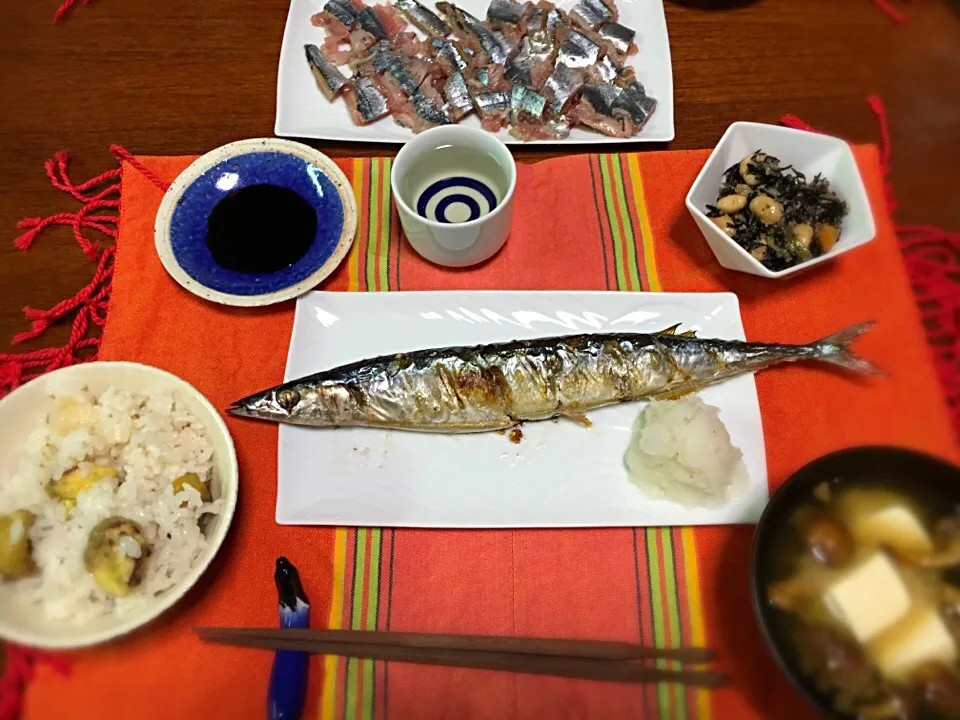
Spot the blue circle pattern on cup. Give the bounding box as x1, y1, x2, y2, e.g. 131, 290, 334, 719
416, 176, 498, 224
168, 151, 344, 296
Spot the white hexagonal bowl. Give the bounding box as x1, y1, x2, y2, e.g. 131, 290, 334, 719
684, 122, 877, 279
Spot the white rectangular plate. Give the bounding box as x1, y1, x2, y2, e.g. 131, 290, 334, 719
277, 291, 767, 527
275, 0, 675, 143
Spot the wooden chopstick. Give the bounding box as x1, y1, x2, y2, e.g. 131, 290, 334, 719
194, 629, 725, 688
194, 628, 714, 663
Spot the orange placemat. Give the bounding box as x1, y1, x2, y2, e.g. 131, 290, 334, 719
20, 147, 958, 720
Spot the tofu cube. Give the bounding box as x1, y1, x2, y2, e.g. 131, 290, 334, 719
850, 503, 934, 557
823, 552, 911, 643
870, 606, 957, 679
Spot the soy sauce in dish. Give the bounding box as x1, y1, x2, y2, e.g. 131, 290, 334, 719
205, 184, 316, 274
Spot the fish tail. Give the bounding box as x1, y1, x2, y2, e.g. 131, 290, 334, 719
813, 321, 882, 375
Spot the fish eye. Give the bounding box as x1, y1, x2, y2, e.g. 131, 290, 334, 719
276, 389, 300, 411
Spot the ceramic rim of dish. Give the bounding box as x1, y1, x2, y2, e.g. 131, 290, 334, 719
154, 138, 358, 307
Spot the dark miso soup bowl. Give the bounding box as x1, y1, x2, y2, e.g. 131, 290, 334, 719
751, 446, 960, 719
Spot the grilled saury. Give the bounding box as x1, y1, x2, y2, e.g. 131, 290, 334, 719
228, 323, 878, 432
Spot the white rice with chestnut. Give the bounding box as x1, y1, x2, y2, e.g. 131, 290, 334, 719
0, 380, 221, 622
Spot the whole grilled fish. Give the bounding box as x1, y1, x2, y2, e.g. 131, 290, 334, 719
228, 322, 878, 432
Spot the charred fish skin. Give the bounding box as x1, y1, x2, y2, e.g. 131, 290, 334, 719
228, 323, 878, 431
396, 0, 451, 37
305, 44, 348, 100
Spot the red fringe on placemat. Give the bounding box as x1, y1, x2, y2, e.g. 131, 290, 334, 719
0, 647, 70, 720
52, 0, 93, 25
870, 0, 908, 24
781, 95, 960, 434
0, 146, 168, 400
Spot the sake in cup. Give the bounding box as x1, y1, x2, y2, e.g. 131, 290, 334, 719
391, 126, 517, 267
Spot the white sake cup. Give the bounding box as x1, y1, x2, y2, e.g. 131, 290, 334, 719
391, 126, 517, 267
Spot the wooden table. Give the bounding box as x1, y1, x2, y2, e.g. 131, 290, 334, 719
0, 0, 958, 347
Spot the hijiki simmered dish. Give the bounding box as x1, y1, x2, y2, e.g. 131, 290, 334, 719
768, 484, 960, 719
305, 0, 657, 139
707, 151, 850, 272
0, 383, 221, 622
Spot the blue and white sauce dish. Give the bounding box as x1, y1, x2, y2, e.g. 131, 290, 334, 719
155, 138, 357, 307
392, 126, 516, 268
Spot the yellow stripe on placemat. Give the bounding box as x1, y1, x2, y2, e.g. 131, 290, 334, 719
626, 154, 661, 293
321, 528, 349, 720
320, 158, 367, 720
682, 526, 711, 720
348, 158, 363, 293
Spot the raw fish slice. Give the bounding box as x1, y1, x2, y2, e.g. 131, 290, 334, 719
373, 4, 409, 36
569, 0, 616, 29
443, 72, 475, 120
543, 61, 584, 114
569, 84, 633, 137
473, 91, 510, 131
305, 44, 348, 100
396, 0, 451, 38
343, 76, 391, 125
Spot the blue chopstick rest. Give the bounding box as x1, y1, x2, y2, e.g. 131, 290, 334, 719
268, 557, 311, 720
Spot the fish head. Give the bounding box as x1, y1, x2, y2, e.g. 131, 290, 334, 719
227, 381, 323, 424
227, 380, 361, 426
